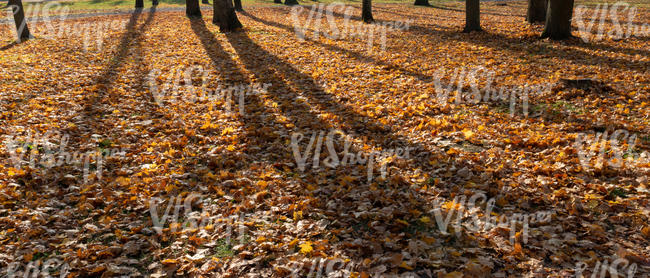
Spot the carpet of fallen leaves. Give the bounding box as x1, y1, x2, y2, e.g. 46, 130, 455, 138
0, 1, 649, 277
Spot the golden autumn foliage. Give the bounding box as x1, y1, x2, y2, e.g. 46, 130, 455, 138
0, 1, 648, 276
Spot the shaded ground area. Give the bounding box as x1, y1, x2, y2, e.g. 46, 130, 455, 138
0, 2, 648, 277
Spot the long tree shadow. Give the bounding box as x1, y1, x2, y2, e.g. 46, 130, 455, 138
240, 9, 648, 133
198, 16, 568, 275
84, 7, 157, 114
0, 42, 18, 51
0, 7, 163, 276
8, 7, 159, 188
188, 18, 290, 156
188, 17, 522, 275
226, 12, 649, 273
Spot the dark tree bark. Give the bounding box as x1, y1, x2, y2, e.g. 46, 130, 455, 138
362, 0, 373, 23
202, 0, 210, 3
187, 0, 202, 17
414, 0, 429, 6
152, 0, 159, 6
135, 0, 144, 8
526, 0, 547, 23
212, 0, 243, 32
284, 0, 298, 5
273, 0, 281, 3
541, 0, 574, 39
8, 0, 31, 42
233, 0, 243, 11
463, 0, 481, 32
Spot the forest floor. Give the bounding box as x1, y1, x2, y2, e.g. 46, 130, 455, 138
0, 1, 649, 277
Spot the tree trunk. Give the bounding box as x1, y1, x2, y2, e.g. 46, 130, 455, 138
233, 0, 243, 11
362, 0, 373, 23
152, 0, 159, 5
526, 0, 547, 23
187, 0, 202, 17
212, 0, 243, 32
463, 0, 481, 32
135, 0, 144, 8
541, 0, 574, 39
414, 0, 429, 6
7, 0, 31, 42
273, 0, 281, 3
284, 0, 298, 5
202, 0, 210, 3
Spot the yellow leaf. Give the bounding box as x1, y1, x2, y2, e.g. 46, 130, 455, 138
399, 261, 414, 270
162, 259, 179, 265
513, 242, 523, 256
288, 238, 299, 248
299, 242, 313, 254
221, 127, 235, 136
462, 129, 475, 139
396, 219, 409, 226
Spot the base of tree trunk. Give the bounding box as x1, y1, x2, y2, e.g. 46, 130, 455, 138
284, 0, 298, 5
15, 34, 32, 43
212, 0, 243, 33
462, 26, 482, 33
526, 14, 546, 24
540, 32, 574, 40
187, 0, 202, 18
463, 0, 481, 33
413, 0, 429, 6
526, 0, 547, 23
8, 0, 32, 42
541, 0, 574, 40
214, 20, 243, 32
362, 0, 373, 23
